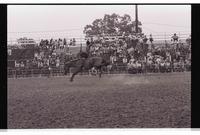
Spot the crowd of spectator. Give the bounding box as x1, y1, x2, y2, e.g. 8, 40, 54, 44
8, 33, 191, 77
85, 33, 191, 73
11, 38, 77, 71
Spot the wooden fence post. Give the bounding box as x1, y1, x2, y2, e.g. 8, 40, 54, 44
31, 69, 33, 78
14, 70, 16, 78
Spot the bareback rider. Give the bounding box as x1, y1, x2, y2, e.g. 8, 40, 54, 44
77, 39, 92, 67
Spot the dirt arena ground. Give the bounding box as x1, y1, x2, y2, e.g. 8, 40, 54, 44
8, 72, 191, 128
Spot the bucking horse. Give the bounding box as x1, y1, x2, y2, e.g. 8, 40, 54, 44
64, 52, 110, 82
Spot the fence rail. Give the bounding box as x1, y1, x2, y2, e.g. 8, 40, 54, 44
7, 68, 64, 78
7, 64, 191, 79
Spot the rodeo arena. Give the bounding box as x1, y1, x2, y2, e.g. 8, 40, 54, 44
7, 7, 191, 128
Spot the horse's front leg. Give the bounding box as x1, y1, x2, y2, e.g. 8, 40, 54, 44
70, 67, 82, 82
64, 68, 69, 75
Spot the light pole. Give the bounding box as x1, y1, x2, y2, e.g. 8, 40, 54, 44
135, 5, 138, 34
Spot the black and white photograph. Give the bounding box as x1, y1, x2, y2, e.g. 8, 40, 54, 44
7, 4, 191, 129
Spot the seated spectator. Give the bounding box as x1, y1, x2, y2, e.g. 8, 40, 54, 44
136, 61, 142, 69
129, 56, 135, 64
122, 56, 128, 64
132, 61, 137, 69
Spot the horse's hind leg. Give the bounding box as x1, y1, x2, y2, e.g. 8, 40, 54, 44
70, 67, 82, 82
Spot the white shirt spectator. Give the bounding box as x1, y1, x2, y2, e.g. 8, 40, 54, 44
46, 59, 50, 66
129, 58, 135, 64
165, 61, 170, 67
132, 62, 137, 68
122, 57, 127, 63
56, 59, 60, 67
110, 56, 114, 64
15, 61, 20, 68
136, 61, 142, 68
156, 58, 161, 64
160, 61, 165, 67
8, 49, 12, 55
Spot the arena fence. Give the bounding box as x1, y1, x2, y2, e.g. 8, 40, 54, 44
7, 64, 191, 79
7, 66, 127, 78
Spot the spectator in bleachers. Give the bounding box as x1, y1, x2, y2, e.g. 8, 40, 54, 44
56, 57, 60, 68
186, 34, 191, 46
122, 56, 128, 64
9, 32, 191, 76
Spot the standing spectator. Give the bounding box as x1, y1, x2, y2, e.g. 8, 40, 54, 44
56, 58, 60, 68
149, 34, 153, 44
69, 39, 73, 46
26, 60, 30, 69
110, 55, 115, 64
143, 35, 148, 44
86, 39, 92, 55
20, 61, 25, 69
131, 35, 137, 49
171, 33, 179, 43
129, 56, 135, 64
63, 38, 67, 48
186, 34, 191, 46
8, 49, 12, 56
72, 38, 76, 46
63, 38, 67, 44
122, 56, 128, 64
149, 34, 154, 50
59, 39, 64, 49
15, 61, 19, 68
